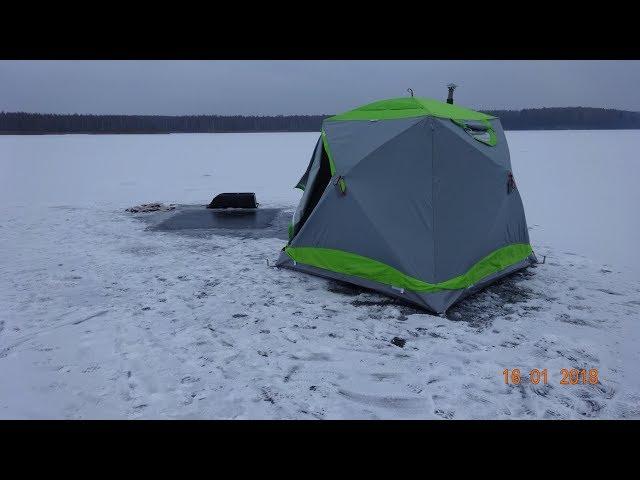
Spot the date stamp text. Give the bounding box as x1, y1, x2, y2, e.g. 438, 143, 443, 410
503, 368, 599, 385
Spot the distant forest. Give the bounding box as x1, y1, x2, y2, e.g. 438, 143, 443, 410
1, 107, 640, 134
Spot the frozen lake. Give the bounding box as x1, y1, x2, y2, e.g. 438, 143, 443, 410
508, 130, 640, 280
1, 130, 638, 277
0, 131, 639, 419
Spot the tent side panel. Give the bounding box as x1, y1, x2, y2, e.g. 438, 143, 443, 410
337, 118, 435, 280
289, 119, 435, 282
432, 118, 531, 283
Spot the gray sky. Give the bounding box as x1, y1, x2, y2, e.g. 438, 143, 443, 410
1, 60, 639, 115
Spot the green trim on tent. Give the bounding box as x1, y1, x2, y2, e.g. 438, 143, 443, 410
321, 130, 336, 175
452, 118, 498, 147
325, 96, 496, 123
284, 243, 533, 293
485, 128, 497, 147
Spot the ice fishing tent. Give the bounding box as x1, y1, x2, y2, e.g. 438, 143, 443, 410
276, 96, 536, 313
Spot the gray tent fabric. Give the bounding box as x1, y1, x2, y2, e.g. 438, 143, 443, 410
298, 119, 436, 280
291, 136, 323, 236
277, 97, 535, 314
431, 118, 530, 282
322, 117, 423, 174
295, 136, 322, 191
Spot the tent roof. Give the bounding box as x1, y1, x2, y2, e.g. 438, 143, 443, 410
325, 96, 496, 122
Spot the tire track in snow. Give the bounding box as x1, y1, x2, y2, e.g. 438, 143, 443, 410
0, 309, 110, 358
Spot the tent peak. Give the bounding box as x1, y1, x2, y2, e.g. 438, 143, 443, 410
325, 96, 495, 123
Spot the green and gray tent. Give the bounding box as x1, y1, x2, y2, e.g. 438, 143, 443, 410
276, 96, 536, 313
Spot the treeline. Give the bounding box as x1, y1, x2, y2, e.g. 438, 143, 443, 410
1, 107, 639, 134
484, 107, 640, 130
0, 112, 329, 134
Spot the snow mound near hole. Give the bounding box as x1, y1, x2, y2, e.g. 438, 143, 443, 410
126, 202, 176, 213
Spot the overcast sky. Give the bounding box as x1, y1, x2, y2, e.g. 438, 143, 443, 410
1, 60, 639, 115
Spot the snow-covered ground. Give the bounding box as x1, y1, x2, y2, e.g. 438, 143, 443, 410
0, 131, 639, 419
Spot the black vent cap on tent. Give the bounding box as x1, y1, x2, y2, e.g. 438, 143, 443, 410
207, 193, 258, 209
